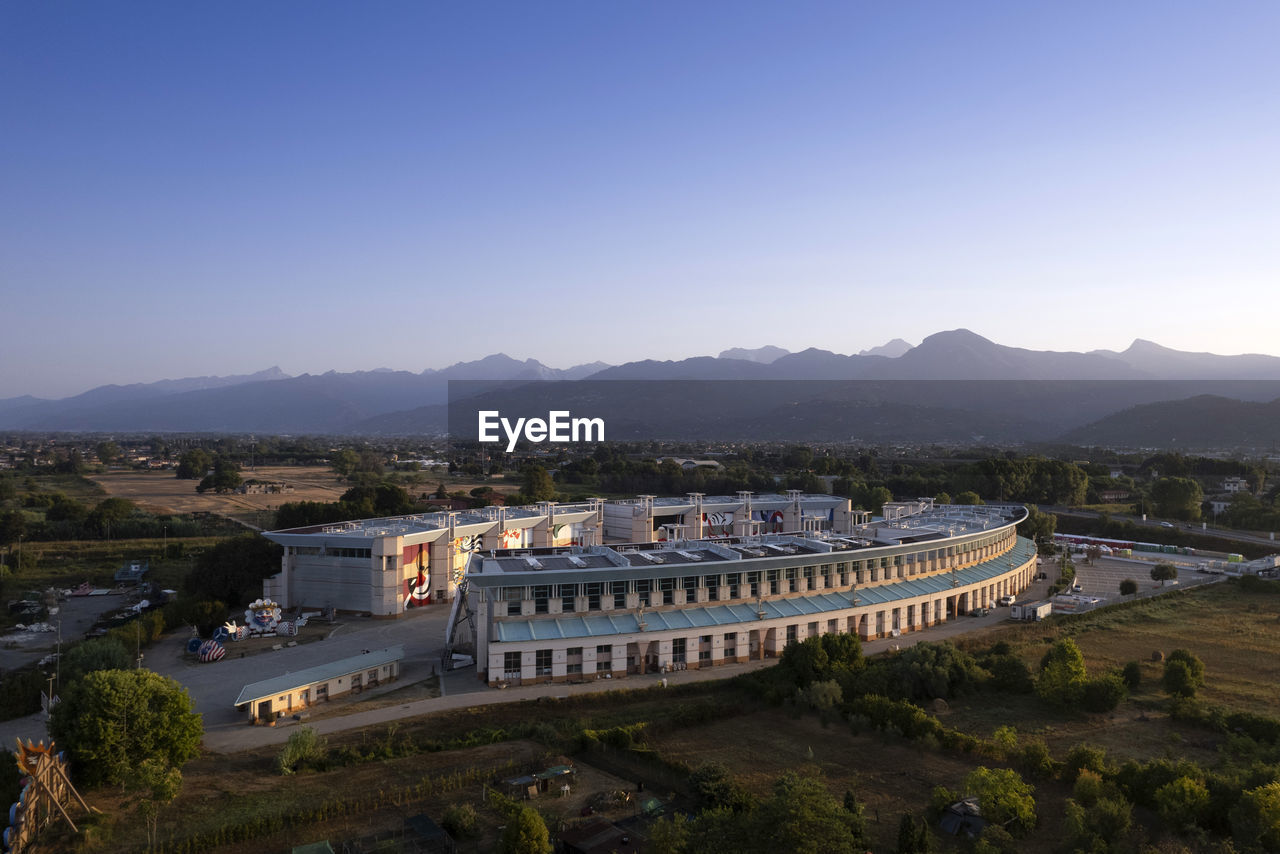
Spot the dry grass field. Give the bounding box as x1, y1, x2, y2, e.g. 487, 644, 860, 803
88, 465, 349, 523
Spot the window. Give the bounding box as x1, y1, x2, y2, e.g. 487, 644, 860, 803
533, 585, 550, 614
559, 584, 576, 613
315, 683, 329, 700
504, 651, 521, 677
585, 582, 602, 611
672, 638, 686, 664
705, 574, 720, 599
613, 580, 627, 609
725, 573, 739, 599
767, 569, 779, 595
567, 647, 583, 674
505, 587, 523, 616
724, 632, 737, 654
747, 571, 760, 598
535, 649, 552, 675
595, 644, 612, 671
635, 579, 651, 607
786, 625, 797, 646
660, 577, 675, 605
786, 567, 797, 593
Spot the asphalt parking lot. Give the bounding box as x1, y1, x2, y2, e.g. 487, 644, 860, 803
1071, 555, 1223, 603
147, 604, 455, 730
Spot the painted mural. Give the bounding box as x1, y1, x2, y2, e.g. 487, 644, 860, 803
702, 512, 734, 537
551, 522, 584, 547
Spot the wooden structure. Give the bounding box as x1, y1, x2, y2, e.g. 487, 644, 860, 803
3, 740, 94, 853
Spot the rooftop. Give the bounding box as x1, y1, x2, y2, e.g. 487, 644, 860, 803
233, 646, 405, 707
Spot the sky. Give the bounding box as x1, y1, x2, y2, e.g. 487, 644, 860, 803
2, 1, 1278, 399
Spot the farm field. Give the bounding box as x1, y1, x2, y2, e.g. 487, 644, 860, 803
88, 465, 349, 522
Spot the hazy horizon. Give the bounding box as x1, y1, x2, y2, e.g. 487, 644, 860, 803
4, 2, 1278, 398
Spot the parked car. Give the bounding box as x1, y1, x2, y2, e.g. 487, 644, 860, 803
997, 595, 1014, 606
970, 607, 990, 617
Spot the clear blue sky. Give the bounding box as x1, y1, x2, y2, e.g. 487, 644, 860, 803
3, 1, 1278, 398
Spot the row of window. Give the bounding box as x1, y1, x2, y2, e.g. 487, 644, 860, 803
500, 532, 1015, 615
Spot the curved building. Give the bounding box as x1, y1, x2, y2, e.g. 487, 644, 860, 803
462, 502, 1035, 686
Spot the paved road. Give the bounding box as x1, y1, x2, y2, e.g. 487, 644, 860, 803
1047, 507, 1279, 549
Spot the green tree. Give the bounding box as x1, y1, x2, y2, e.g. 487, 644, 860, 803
88, 497, 136, 535
896, 812, 934, 853
1150, 477, 1203, 521
1150, 562, 1178, 585
1081, 673, 1128, 712
60, 637, 132, 685
197, 458, 242, 494
1230, 780, 1280, 853
755, 772, 866, 853
1119, 578, 1138, 596
954, 491, 984, 505
1153, 776, 1209, 833
183, 533, 282, 605
690, 762, 755, 813
49, 669, 202, 787
647, 814, 690, 854
521, 465, 556, 502
330, 448, 360, 478
962, 767, 1036, 835
498, 806, 552, 854
95, 441, 122, 465
1017, 505, 1057, 554
1120, 661, 1142, 690
0, 508, 25, 547
1161, 649, 1205, 698
1036, 638, 1088, 706
132, 757, 182, 848
175, 449, 212, 480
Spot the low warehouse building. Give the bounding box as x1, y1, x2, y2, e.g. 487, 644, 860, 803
234, 645, 404, 724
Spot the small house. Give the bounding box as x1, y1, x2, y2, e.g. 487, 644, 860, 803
939, 797, 986, 838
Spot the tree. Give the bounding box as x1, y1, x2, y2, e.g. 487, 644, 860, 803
95, 441, 122, 465
963, 767, 1037, 835
1150, 477, 1203, 521
1161, 649, 1205, 698
1230, 781, 1280, 853
49, 669, 202, 786
183, 533, 282, 605
1121, 661, 1142, 690
954, 491, 984, 506
896, 813, 934, 853
1119, 578, 1138, 596
277, 727, 327, 775
498, 806, 551, 854
521, 465, 556, 502
1150, 563, 1178, 585
1153, 776, 1209, 833
1036, 638, 1088, 706
1081, 673, 1128, 713
197, 458, 242, 494
0, 508, 25, 548
755, 772, 867, 853
88, 497, 135, 535
175, 449, 212, 480
132, 757, 182, 848
690, 762, 754, 813
330, 449, 360, 478
60, 637, 132, 685
647, 814, 690, 854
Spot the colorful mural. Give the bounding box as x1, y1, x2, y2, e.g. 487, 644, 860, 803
500, 528, 527, 549
703, 512, 734, 537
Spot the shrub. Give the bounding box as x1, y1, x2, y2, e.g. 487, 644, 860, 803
277, 727, 327, 775
963, 767, 1037, 835
1082, 673, 1128, 713
1063, 744, 1112, 781
1036, 638, 1087, 707
1162, 649, 1205, 698
441, 803, 478, 838
1121, 661, 1142, 690
1154, 776, 1210, 833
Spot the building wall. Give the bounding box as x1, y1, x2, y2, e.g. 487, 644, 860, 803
481, 534, 1036, 686
243, 659, 400, 723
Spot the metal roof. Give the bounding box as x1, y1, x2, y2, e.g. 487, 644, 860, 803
233, 645, 405, 707
491, 538, 1036, 642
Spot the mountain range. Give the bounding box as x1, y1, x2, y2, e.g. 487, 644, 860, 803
4, 330, 1280, 447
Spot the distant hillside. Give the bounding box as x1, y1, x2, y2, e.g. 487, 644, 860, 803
1061, 395, 1280, 448
717, 345, 790, 364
